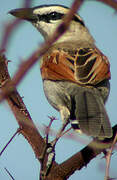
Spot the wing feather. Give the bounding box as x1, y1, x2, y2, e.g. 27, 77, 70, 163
40, 50, 76, 82
41, 47, 110, 86
74, 47, 111, 85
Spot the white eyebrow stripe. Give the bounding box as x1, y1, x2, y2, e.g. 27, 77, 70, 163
33, 6, 68, 15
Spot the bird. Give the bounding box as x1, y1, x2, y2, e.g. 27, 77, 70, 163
9, 4, 112, 140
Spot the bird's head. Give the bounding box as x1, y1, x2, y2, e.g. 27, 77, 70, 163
9, 4, 94, 44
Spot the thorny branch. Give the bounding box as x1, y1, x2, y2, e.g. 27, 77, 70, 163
0, 0, 117, 179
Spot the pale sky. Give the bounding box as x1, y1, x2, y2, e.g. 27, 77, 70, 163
0, 0, 117, 180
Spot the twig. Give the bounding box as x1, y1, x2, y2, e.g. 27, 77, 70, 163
97, 0, 117, 10
23, 0, 32, 7
4, 167, 15, 180
0, 19, 21, 51
45, 116, 57, 144
105, 133, 117, 180
60, 127, 72, 137
0, 0, 32, 51
0, 129, 20, 156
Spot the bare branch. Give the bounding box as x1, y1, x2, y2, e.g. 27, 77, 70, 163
0, 19, 21, 51
0, 53, 45, 160
97, 0, 117, 10
55, 125, 117, 180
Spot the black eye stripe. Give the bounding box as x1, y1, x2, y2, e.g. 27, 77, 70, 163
73, 16, 85, 26
48, 12, 64, 20
37, 12, 85, 26
37, 12, 64, 23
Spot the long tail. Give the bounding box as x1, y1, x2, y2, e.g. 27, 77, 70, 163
70, 88, 112, 139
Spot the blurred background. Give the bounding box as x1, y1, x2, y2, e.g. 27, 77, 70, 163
0, 0, 117, 179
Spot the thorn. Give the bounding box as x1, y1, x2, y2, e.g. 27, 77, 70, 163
5, 60, 12, 66
7, 60, 12, 63
48, 116, 57, 121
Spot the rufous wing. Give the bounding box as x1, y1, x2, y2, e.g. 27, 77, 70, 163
40, 50, 77, 83
73, 47, 111, 85
40, 47, 110, 86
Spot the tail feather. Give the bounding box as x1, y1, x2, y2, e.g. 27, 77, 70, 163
99, 105, 112, 138
71, 88, 112, 138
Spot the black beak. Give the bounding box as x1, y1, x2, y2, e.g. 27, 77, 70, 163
9, 8, 37, 22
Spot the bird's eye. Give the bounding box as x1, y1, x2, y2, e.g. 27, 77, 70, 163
48, 12, 64, 20
37, 12, 64, 23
